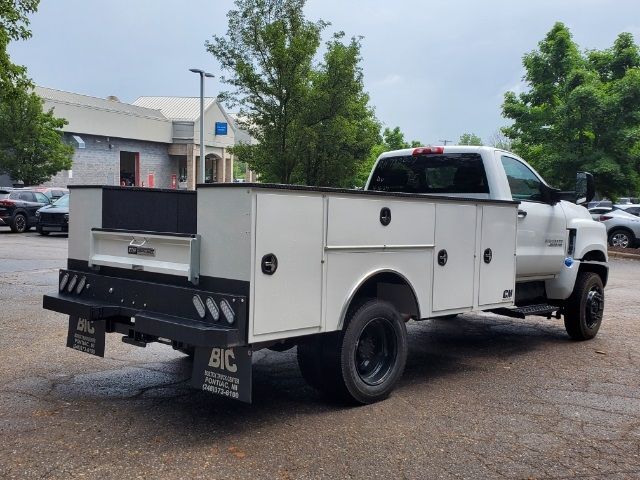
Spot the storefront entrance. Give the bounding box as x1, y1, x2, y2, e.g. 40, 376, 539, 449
120, 151, 139, 186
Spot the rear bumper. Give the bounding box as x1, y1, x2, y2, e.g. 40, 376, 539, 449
38, 223, 68, 232
43, 269, 248, 348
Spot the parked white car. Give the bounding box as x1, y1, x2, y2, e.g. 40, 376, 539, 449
596, 209, 640, 248
615, 204, 640, 217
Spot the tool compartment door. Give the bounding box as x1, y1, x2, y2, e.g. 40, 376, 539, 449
432, 203, 477, 312
252, 193, 324, 337
478, 205, 517, 306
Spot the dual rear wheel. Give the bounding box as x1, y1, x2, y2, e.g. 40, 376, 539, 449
297, 300, 408, 404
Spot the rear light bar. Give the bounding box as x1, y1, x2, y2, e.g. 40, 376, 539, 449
599, 215, 613, 221
412, 146, 445, 156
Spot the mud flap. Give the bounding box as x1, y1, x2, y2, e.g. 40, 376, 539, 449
66, 316, 106, 357
191, 346, 252, 403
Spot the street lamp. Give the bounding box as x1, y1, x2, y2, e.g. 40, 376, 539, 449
189, 68, 215, 184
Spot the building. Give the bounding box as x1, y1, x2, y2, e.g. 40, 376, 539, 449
37, 87, 250, 189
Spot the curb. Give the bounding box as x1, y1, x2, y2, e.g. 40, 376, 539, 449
607, 250, 640, 261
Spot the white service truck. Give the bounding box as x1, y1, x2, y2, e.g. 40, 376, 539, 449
43, 146, 608, 404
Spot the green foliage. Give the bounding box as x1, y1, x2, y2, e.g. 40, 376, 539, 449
458, 132, 483, 146
0, 0, 38, 41
488, 130, 512, 150
502, 22, 640, 198
1, 0, 73, 185
207, 0, 380, 187
0, 85, 73, 185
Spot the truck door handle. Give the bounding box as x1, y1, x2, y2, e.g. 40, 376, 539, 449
517, 209, 527, 218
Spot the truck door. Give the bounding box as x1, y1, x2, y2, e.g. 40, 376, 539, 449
499, 155, 566, 279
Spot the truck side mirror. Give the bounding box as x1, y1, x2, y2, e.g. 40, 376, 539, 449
576, 172, 595, 205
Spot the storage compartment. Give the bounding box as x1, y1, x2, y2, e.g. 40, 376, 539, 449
432, 203, 477, 312
327, 197, 435, 248
252, 193, 324, 337
478, 205, 517, 306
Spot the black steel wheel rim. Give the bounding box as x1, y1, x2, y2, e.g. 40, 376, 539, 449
15, 215, 26, 232
585, 286, 604, 329
354, 318, 397, 386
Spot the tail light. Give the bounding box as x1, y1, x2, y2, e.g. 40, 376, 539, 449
0, 200, 15, 207
412, 146, 445, 156
599, 215, 613, 221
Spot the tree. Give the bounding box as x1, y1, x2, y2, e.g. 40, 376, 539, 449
502, 22, 640, 199
294, 34, 380, 187
487, 130, 512, 150
206, 0, 325, 184
207, 0, 380, 187
1, 0, 73, 185
0, 88, 73, 185
458, 132, 483, 146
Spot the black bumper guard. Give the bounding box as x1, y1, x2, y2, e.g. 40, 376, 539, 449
43, 269, 247, 348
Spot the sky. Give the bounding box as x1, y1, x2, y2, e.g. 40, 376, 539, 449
8, 0, 640, 145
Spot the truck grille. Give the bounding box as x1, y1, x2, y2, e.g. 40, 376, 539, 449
40, 213, 65, 224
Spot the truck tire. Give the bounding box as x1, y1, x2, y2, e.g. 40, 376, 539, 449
608, 229, 634, 248
297, 300, 408, 404
564, 272, 604, 341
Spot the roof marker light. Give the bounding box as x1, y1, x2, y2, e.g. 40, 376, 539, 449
412, 146, 445, 156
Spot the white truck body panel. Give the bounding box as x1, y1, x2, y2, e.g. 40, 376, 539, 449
196, 186, 518, 343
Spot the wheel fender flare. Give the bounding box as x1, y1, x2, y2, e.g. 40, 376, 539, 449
337, 268, 421, 330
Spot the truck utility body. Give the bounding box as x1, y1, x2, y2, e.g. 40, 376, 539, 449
44, 146, 608, 404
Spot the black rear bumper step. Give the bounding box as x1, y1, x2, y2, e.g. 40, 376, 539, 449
491, 304, 560, 319
43, 293, 243, 347
44, 293, 122, 320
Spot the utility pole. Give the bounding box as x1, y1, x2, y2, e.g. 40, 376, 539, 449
189, 68, 215, 184
439, 139, 453, 145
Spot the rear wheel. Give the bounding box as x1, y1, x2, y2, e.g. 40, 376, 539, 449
297, 300, 408, 404
608, 229, 634, 248
564, 272, 604, 340
10, 213, 27, 233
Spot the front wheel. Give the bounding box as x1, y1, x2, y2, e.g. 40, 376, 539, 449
564, 272, 605, 341
297, 300, 408, 404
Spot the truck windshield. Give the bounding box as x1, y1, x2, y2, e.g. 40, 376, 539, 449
367, 153, 489, 194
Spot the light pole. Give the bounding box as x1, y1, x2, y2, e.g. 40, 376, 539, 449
189, 68, 215, 184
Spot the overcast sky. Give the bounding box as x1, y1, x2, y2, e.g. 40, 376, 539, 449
8, 0, 640, 145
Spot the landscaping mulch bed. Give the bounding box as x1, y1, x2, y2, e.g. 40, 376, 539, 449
608, 246, 640, 258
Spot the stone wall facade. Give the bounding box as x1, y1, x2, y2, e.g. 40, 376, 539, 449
43, 133, 176, 189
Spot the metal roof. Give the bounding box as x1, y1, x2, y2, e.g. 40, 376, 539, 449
133, 96, 217, 121
36, 86, 167, 120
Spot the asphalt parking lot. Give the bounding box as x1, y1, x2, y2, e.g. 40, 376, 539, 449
0, 231, 639, 479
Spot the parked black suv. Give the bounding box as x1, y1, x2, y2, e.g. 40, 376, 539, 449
0, 189, 51, 233
36, 194, 69, 235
